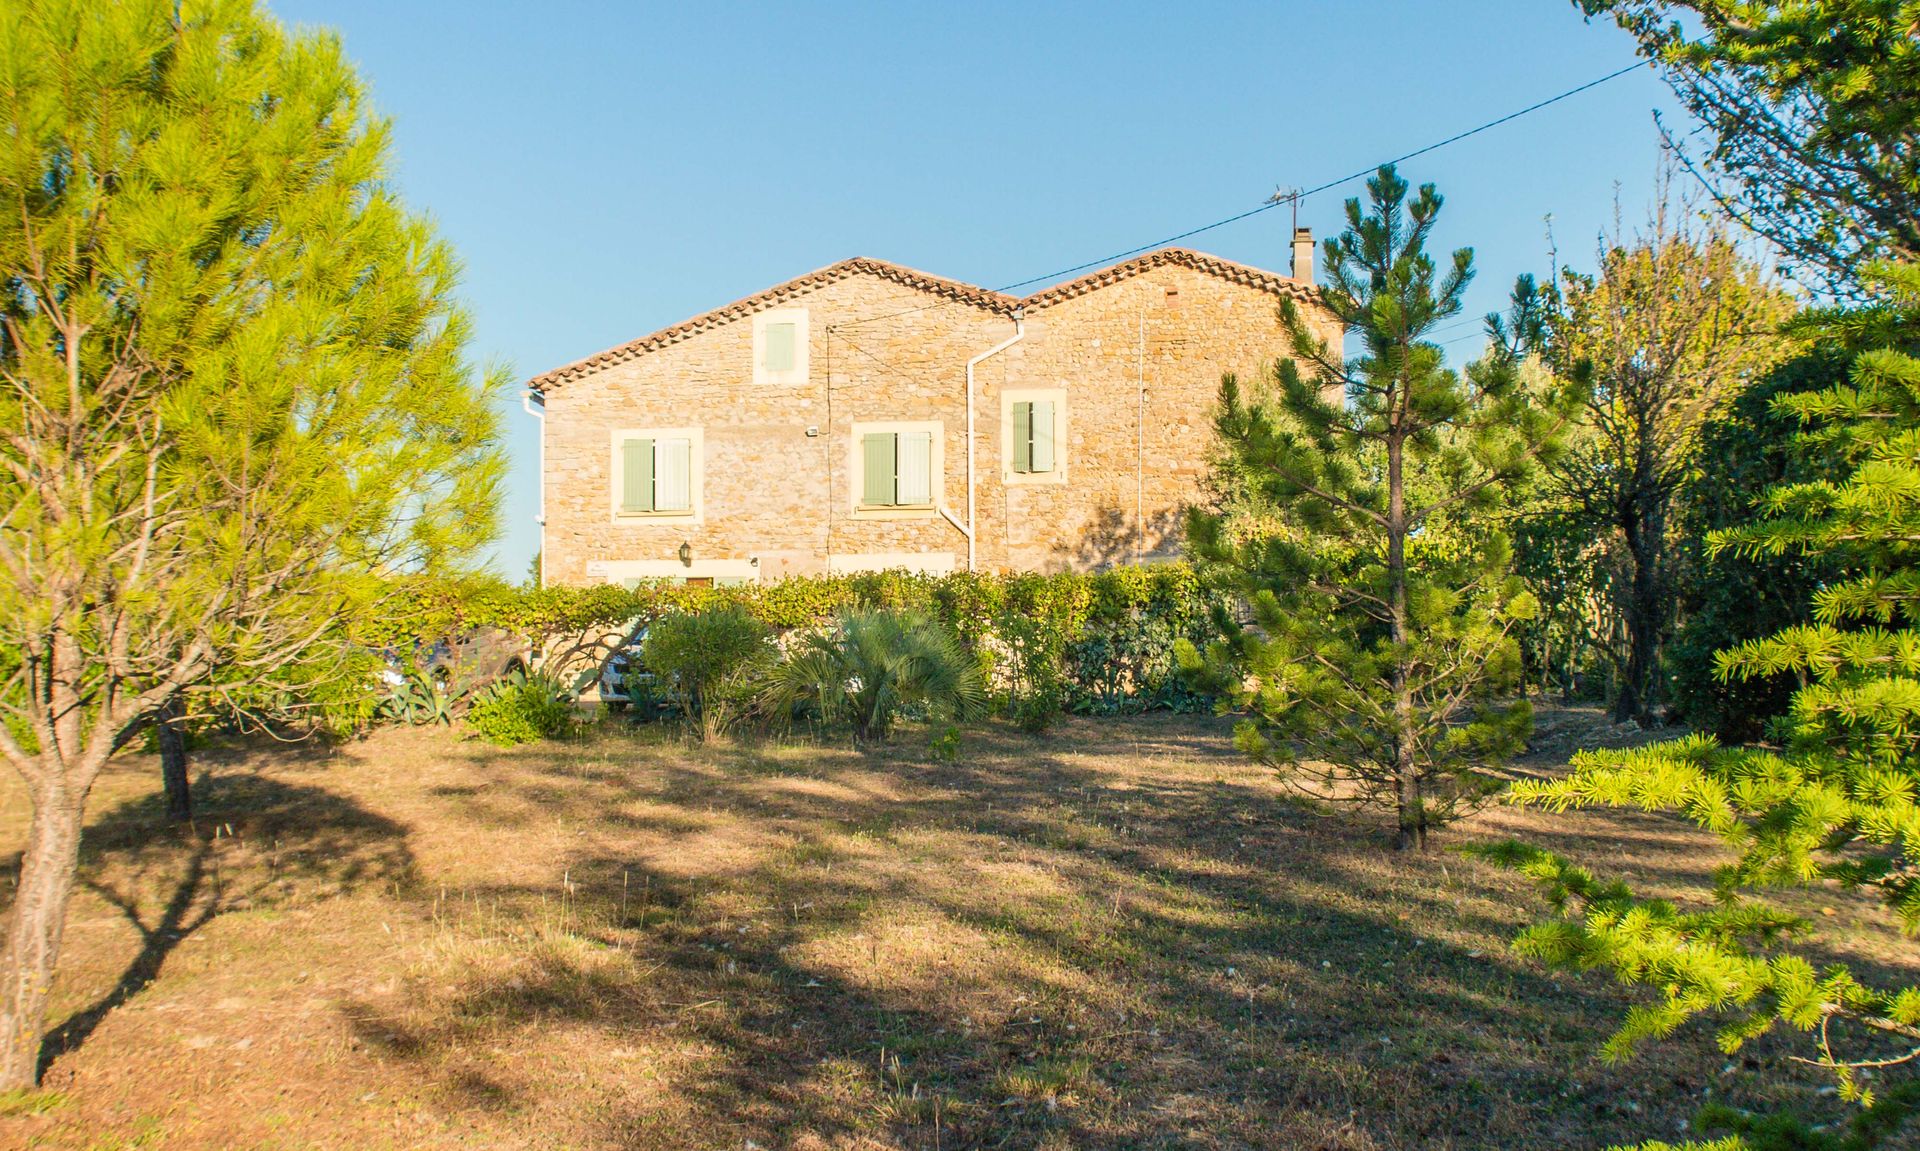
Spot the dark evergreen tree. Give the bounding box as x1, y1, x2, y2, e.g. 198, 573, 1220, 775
1667, 349, 1851, 740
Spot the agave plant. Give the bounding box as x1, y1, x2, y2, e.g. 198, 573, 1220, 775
380, 666, 455, 726
764, 609, 985, 743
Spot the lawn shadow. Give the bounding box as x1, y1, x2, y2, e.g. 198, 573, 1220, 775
27, 770, 417, 1076
325, 715, 1865, 1149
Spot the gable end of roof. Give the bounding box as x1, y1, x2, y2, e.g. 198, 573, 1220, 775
528, 258, 1018, 391
528, 247, 1315, 392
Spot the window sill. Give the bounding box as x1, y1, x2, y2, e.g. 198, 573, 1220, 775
851, 504, 938, 520
1004, 469, 1069, 486
615, 509, 697, 520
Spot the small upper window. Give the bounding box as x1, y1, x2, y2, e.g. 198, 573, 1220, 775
765, 322, 797, 373
860, 430, 934, 507
754, 308, 808, 385
618, 435, 693, 514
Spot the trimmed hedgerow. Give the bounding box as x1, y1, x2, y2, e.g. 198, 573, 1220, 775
359, 564, 1223, 728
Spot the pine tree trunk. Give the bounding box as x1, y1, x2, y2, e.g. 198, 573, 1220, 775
1387, 429, 1424, 851
0, 774, 87, 1089
158, 696, 190, 823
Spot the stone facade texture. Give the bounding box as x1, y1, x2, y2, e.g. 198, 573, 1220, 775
530, 248, 1338, 587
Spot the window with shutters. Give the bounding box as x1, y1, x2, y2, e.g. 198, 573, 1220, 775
610, 427, 703, 520
1001, 389, 1069, 485
849, 421, 942, 516
753, 307, 809, 385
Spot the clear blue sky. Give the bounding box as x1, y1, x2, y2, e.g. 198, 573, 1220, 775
268, 1, 1685, 579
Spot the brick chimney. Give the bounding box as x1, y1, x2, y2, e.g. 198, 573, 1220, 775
1291, 226, 1314, 283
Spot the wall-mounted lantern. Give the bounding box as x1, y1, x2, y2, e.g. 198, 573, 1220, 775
678, 541, 693, 566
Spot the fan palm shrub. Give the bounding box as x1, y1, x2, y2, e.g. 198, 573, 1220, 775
764, 609, 985, 743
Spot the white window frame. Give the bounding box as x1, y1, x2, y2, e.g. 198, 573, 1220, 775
849, 419, 943, 519
1001, 388, 1069, 485
753, 307, 809, 386
609, 426, 704, 523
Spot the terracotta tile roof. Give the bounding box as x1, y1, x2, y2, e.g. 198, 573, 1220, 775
527, 257, 1017, 391
528, 247, 1311, 391
1018, 247, 1315, 310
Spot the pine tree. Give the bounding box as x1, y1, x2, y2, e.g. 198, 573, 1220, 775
1182, 167, 1583, 850
0, 0, 503, 1087
1474, 262, 1920, 1149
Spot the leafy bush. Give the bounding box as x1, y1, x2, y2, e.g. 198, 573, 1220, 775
640, 606, 775, 742
763, 609, 985, 743
465, 669, 576, 747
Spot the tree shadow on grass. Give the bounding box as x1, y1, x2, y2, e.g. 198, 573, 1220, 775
22, 770, 417, 1077
318, 716, 1860, 1149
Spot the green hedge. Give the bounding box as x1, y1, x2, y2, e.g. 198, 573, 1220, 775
361, 564, 1222, 719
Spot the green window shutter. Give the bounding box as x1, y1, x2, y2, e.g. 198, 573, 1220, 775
1012, 401, 1032, 473
621, 438, 654, 512
862, 432, 896, 506
1030, 400, 1056, 473
766, 322, 796, 373
655, 438, 691, 511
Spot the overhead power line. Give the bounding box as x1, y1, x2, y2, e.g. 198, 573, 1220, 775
994, 57, 1654, 293
831, 56, 1653, 332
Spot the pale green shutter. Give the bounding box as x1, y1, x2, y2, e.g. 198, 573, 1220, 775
861, 433, 895, 506
655, 438, 691, 511
621, 438, 654, 512
766, 322, 796, 373
1012, 402, 1032, 473
897, 432, 932, 505
1030, 400, 1056, 473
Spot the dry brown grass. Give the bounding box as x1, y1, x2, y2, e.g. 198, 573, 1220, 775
0, 708, 1912, 1150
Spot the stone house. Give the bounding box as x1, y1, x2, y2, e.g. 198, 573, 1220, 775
525, 235, 1337, 587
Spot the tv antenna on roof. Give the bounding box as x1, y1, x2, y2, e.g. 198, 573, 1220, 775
1268, 185, 1302, 234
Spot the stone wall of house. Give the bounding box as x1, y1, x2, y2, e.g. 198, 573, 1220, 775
537, 255, 1337, 587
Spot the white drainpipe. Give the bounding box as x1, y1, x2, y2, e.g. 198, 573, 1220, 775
956, 312, 1025, 571
522, 390, 547, 587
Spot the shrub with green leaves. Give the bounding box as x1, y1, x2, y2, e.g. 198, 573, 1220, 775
640, 605, 775, 742
464, 670, 576, 747
763, 609, 985, 743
